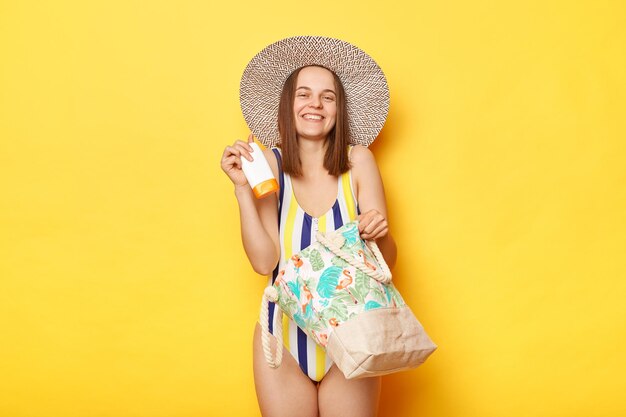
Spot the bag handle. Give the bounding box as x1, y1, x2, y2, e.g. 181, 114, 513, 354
315, 231, 392, 284
260, 287, 283, 368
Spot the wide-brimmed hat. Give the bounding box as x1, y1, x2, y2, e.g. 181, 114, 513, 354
239, 35, 389, 148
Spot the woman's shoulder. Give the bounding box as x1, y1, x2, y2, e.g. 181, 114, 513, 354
349, 144, 376, 167
348, 144, 379, 193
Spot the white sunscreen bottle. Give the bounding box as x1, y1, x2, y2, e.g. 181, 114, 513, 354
241, 142, 279, 199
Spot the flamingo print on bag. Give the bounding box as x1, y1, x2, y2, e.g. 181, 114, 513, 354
358, 249, 387, 295
301, 284, 313, 315
336, 269, 358, 304
311, 330, 329, 346
357, 250, 377, 271
291, 254, 304, 272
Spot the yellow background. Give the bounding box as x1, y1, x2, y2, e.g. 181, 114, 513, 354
1, 0, 625, 416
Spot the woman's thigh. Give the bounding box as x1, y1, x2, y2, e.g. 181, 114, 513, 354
252, 323, 319, 417
317, 365, 381, 417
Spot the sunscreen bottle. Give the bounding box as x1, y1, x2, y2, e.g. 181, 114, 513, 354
241, 142, 279, 198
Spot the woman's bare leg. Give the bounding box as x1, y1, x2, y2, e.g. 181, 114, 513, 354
317, 365, 381, 417
253, 323, 319, 417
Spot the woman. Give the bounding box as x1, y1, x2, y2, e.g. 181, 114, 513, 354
221, 37, 396, 417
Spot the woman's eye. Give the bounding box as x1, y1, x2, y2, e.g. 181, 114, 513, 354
323, 96, 334, 101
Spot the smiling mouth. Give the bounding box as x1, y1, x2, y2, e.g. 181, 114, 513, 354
302, 114, 324, 121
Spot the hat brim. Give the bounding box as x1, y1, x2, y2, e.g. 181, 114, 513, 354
239, 36, 390, 148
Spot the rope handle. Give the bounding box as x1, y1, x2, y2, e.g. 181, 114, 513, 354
259, 287, 283, 368
315, 230, 392, 284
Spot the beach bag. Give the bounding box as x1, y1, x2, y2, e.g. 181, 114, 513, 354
260, 220, 437, 379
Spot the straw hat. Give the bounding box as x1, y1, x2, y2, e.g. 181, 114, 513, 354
239, 35, 389, 148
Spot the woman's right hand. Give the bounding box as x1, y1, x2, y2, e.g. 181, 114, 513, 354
220, 133, 255, 188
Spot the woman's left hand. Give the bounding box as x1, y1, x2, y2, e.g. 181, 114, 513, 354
357, 209, 389, 241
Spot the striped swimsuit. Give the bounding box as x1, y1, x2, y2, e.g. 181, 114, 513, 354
267, 145, 360, 382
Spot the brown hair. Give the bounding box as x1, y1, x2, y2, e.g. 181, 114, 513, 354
277, 65, 351, 177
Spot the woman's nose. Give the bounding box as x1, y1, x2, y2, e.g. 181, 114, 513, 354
309, 95, 322, 108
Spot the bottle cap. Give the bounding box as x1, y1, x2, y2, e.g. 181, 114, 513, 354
252, 178, 279, 198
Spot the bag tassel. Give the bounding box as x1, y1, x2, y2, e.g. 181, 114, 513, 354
260, 286, 283, 368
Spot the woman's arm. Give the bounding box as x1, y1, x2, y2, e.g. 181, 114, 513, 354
350, 145, 398, 270
221, 135, 280, 276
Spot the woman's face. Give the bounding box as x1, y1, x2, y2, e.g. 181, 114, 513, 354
292, 66, 338, 142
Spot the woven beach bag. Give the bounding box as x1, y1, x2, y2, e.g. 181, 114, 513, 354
260, 220, 437, 379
